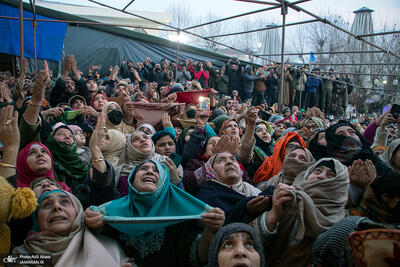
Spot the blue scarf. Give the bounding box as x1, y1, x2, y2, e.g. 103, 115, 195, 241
91, 160, 210, 238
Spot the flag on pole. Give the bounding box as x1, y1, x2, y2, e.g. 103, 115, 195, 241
310, 51, 316, 62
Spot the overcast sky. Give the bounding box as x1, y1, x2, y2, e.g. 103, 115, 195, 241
39, 0, 400, 29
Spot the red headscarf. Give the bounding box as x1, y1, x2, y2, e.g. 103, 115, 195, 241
16, 141, 71, 192
90, 92, 109, 110
253, 132, 306, 185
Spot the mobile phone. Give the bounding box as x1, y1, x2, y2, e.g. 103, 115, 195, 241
199, 96, 210, 111
391, 103, 400, 119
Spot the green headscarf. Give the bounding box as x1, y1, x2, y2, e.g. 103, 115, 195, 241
91, 160, 210, 238
46, 133, 88, 190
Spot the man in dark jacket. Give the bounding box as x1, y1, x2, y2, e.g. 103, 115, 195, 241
265, 67, 279, 106
50, 55, 89, 107
304, 71, 319, 108
226, 58, 243, 96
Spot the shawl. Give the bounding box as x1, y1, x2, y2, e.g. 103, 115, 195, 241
218, 119, 241, 136
131, 102, 185, 128
253, 132, 307, 185
102, 101, 122, 131
101, 129, 127, 167
326, 120, 390, 178
304, 117, 327, 129
13, 190, 127, 267
290, 158, 349, 241
379, 138, 400, 171
17, 142, 71, 192
177, 126, 195, 155
197, 180, 274, 225
263, 147, 315, 187
308, 130, 328, 160
207, 223, 265, 267
211, 115, 232, 135
91, 161, 210, 238
46, 133, 88, 191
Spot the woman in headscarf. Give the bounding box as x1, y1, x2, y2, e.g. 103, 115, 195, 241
101, 101, 134, 134
326, 121, 391, 204
207, 222, 265, 267
307, 128, 328, 160
253, 121, 274, 159
252, 158, 349, 267
379, 138, 400, 171
87, 160, 225, 267
46, 124, 88, 191
258, 146, 315, 190
99, 129, 126, 167
16, 141, 71, 192
13, 190, 131, 267
253, 132, 307, 185
196, 151, 273, 224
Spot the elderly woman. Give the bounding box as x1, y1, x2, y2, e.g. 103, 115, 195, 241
307, 129, 327, 160
207, 223, 265, 267
252, 158, 349, 267
196, 151, 273, 224
253, 132, 307, 185
13, 190, 131, 266
86, 160, 225, 267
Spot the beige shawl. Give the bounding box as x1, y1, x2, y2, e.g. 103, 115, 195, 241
290, 158, 349, 242
380, 138, 400, 171
13, 193, 131, 267
102, 101, 135, 134
101, 129, 127, 167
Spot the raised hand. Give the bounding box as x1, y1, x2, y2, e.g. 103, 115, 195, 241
348, 159, 376, 188
162, 157, 180, 185
31, 69, 50, 104
246, 196, 270, 216
265, 183, 295, 231
200, 207, 225, 233
212, 135, 241, 156
0, 105, 19, 149
84, 207, 105, 230
162, 113, 173, 128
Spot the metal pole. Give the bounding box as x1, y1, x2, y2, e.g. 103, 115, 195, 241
288, 62, 400, 66
18, 0, 24, 70
257, 50, 384, 56
122, 0, 135, 11
0, 16, 178, 32
206, 19, 318, 39
183, 0, 311, 31
234, 0, 280, 5
279, 0, 400, 60
175, 31, 180, 81
357, 30, 400, 38
279, 0, 287, 108
318, 70, 399, 77
87, 0, 277, 64
29, 0, 38, 74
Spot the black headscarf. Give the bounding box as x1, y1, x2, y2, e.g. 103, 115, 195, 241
207, 223, 265, 267
308, 130, 327, 160
254, 133, 273, 156
326, 120, 390, 179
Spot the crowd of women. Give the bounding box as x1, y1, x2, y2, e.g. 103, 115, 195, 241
0, 55, 399, 267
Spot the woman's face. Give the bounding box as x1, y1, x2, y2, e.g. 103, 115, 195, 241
106, 103, 119, 113
228, 106, 238, 117
133, 162, 159, 192
255, 125, 271, 143
71, 99, 85, 109
225, 121, 240, 138
174, 126, 183, 140
131, 131, 153, 153
212, 152, 241, 185
155, 135, 176, 156
32, 178, 59, 197
285, 141, 301, 156
27, 146, 52, 175
54, 128, 75, 146
335, 126, 360, 142
74, 130, 86, 147
37, 193, 77, 235
286, 148, 308, 162
204, 136, 220, 159
218, 231, 260, 267
93, 94, 107, 111
307, 165, 336, 180
317, 132, 327, 146
274, 123, 285, 138
391, 148, 400, 171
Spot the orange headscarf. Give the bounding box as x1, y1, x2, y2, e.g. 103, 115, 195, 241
253, 132, 306, 185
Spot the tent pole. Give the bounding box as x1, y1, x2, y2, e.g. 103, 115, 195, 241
29, 0, 38, 74
284, 62, 400, 66
358, 30, 400, 38
278, 0, 287, 109
122, 0, 135, 11
258, 50, 385, 56
206, 19, 318, 38
18, 0, 24, 71
175, 30, 180, 81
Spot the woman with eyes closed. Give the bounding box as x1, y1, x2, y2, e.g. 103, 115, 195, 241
86, 160, 225, 267
207, 223, 265, 267
257, 146, 315, 190
254, 158, 349, 267
13, 190, 131, 267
